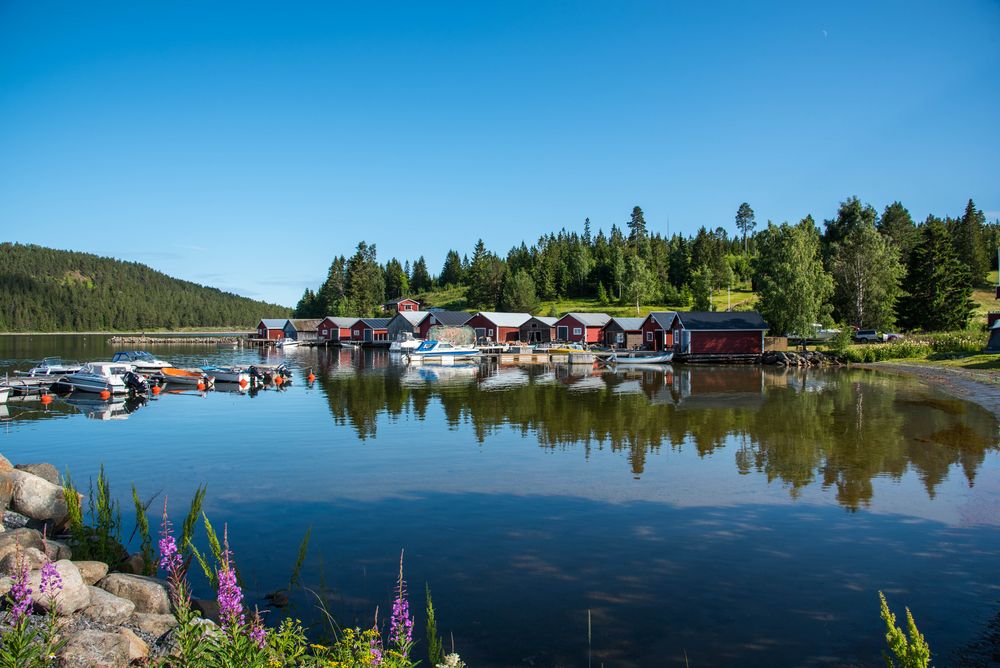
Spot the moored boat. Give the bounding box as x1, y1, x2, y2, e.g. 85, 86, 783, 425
275, 338, 299, 349
111, 351, 172, 375
160, 367, 214, 387
406, 340, 481, 362
64, 362, 134, 394
16, 357, 82, 377
609, 351, 674, 365
389, 333, 423, 353
202, 365, 250, 385
0, 386, 10, 404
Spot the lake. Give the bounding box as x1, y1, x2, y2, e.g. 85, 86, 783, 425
1, 335, 998, 667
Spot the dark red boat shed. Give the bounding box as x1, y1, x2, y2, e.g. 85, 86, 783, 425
672, 311, 769, 356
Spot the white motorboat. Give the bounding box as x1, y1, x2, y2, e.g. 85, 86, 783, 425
64, 362, 133, 394
406, 340, 481, 362
275, 338, 299, 349
389, 333, 423, 353
0, 386, 10, 404
111, 351, 172, 375
608, 351, 674, 365
16, 357, 82, 377
201, 365, 250, 385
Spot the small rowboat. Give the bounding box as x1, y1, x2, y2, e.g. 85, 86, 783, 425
160, 368, 214, 387
609, 351, 674, 365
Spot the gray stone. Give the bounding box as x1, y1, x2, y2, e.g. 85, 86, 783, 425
98, 573, 171, 614
0, 472, 14, 512
130, 612, 178, 637
14, 463, 60, 486
10, 470, 68, 525
117, 552, 145, 575
45, 539, 72, 561
119, 628, 149, 663
0, 527, 44, 563
81, 585, 136, 625
29, 559, 90, 614
3, 511, 30, 530
57, 629, 129, 668
192, 597, 220, 622
74, 560, 109, 585
0, 545, 48, 573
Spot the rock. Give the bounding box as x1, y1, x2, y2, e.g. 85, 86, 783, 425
0, 545, 48, 572
74, 560, 109, 585
0, 527, 44, 562
45, 539, 72, 561
29, 559, 90, 614
130, 612, 178, 637
10, 470, 68, 525
81, 585, 136, 625
117, 553, 145, 575
265, 589, 289, 607
0, 575, 11, 597
0, 454, 12, 473
192, 597, 220, 622
98, 573, 171, 614
57, 629, 129, 668
0, 471, 14, 511
3, 511, 30, 530
14, 463, 60, 486
119, 628, 149, 663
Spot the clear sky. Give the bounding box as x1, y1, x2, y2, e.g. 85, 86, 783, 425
1, 2, 998, 306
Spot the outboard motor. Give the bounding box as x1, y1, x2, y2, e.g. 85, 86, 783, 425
123, 371, 149, 396
247, 365, 264, 386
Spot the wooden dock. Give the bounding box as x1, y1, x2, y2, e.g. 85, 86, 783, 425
3, 376, 63, 396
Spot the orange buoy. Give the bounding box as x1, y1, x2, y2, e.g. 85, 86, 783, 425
239, 378, 248, 388
274, 375, 284, 386
40, 394, 53, 405
152, 385, 161, 395
307, 373, 315, 383
197, 382, 206, 391
100, 389, 111, 400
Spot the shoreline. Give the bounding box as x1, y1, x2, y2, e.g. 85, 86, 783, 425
0, 330, 253, 336
857, 361, 1000, 418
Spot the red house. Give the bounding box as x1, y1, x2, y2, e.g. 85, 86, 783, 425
466, 312, 531, 343
640, 312, 678, 351
351, 317, 392, 343
257, 319, 287, 340
553, 313, 611, 343
385, 298, 420, 313
672, 311, 769, 356
318, 316, 357, 342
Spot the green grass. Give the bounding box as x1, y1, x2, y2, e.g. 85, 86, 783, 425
972, 270, 998, 319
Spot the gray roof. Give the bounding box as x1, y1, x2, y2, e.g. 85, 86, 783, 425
393, 311, 432, 326
524, 316, 558, 327
430, 311, 474, 326
561, 312, 612, 327
359, 318, 392, 328
475, 311, 532, 328
646, 311, 678, 329
259, 318, 287, 329
286, 319, 323, 331
323, 316, 357, 328
609, 317, 645, 331
675, 311, 768, 330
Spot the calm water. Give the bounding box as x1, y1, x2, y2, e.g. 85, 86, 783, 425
2, 335, 999, 667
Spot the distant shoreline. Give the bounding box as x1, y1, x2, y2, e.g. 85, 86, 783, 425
0, 330, 254, 336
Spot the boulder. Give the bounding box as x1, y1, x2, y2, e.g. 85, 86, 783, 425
0, 454, 12, 473
192, 597, 220, 622
0, 527, 45, 562
119, 628, 149, 663
10, 470, 68, 525
81, 586, 136, 625
14, 463, 60, 486
45, 539, 72, 561
98, 573, 171, 614
3, 511, 30, 530
0, 471, 14, 511
29, 559, 90, 614
117, 553, 145, 575
57, 629, 129, 668
130, 612, 178, 637
0, 545, 48, 573
0, 575, 11, 597
74, 560, 109, 585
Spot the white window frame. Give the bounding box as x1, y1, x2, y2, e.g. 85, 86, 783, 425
353, 329, 360, 337
646, 331, 653, 342
573, 327, 582, 336
488, 328, 494, 336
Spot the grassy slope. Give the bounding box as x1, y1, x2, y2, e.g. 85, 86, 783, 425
972, 270, 998, 318
414, 282, 757, 317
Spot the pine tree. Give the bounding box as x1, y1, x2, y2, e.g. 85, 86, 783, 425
690, 266, 714, 311
344, 241, 385, 316
410, 256, 432, 292
383, 258, 409, 300
500, 269, 539, 313
627, 206, 647, 243
877, 201, 920, 265
898, 217, 975, 331
954, 199, 988, 285
735, 202, 756, 253
439, 250, 464, 287
316, 256, 348, 316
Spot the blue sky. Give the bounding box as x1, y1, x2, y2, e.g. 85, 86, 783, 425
1, 2, 998, 306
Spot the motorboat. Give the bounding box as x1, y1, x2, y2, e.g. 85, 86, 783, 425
389, 333, 423, 353
15, 357, 82, 377
406, 340, 481, 362
0, 386, 10, 404
275, 338, 299, 349
111, 351, 172, 375
160, 367, 214, 387
201, 365, 250, 385
608, 351, 674, 365
64, 362, 135, 394
538, 343, 588, 354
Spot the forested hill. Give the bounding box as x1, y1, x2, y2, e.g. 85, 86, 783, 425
0, 243, 290, 331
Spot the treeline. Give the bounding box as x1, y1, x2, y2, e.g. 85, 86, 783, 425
0, 243, 290, 331
295, 198, 998, 333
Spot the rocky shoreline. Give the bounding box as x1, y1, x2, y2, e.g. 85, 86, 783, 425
107, 335, 243, 345
760, 350, 844, 367
0, 456, 188, 666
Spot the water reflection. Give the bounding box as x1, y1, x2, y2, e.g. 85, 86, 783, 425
314, 353, 998, 511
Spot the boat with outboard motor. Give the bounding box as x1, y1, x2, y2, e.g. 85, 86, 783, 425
201, 365, 250, 385
159, 368, 214, 387
389, 333, 422, 353
111, 351, 172, 375
0, 386, 9, 404
406, 339, 481, 362
62, 362, 148, 395
15, 357, 82, 377
275, 338, 299, 349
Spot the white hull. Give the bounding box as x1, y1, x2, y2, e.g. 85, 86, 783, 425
610, 352, 674, 365
204, 368, 249, 384
67, 375, 128, 394
276, 338, 299, 349
0, 387, 10, 404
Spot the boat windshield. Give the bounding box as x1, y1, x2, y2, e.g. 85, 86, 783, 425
133, 352, 156, 362
415, 341, 438, 352
40, 357, 64, 366
438, 342, 454, 350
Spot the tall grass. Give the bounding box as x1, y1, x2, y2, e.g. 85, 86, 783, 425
62, 465, 123, 567
831, 329, 989, 363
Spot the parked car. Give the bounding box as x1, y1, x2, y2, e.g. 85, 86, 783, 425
882, 332, 903, 342
854, 329, 879, 343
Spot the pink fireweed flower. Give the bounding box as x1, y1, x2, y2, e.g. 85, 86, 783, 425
8, 556, 32, 624
369, 631, 383, 666
39, 561, 63, 598
249, 609, 267, 649
216, 525, 244, 629
389, 580, 414, 648
158, 498, 182, 575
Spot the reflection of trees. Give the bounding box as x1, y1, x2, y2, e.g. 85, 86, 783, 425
313, 351, 998, 509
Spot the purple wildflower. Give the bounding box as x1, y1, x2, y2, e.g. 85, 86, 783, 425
216, 525, 244, 629
158, 498, 182, 575
389, 581, 414, 647
248, 609, 267, 649
39, 561, 63, 598
8, 556, 32, 624
369, 631, 383, 666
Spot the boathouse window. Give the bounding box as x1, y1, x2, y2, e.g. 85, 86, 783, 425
616, 333, 624, 343
573, 327, 582, 336
646, 332, 653, 341
488, 329, 494, 336
321, 329, 328, 336
353, 329, 360, 336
